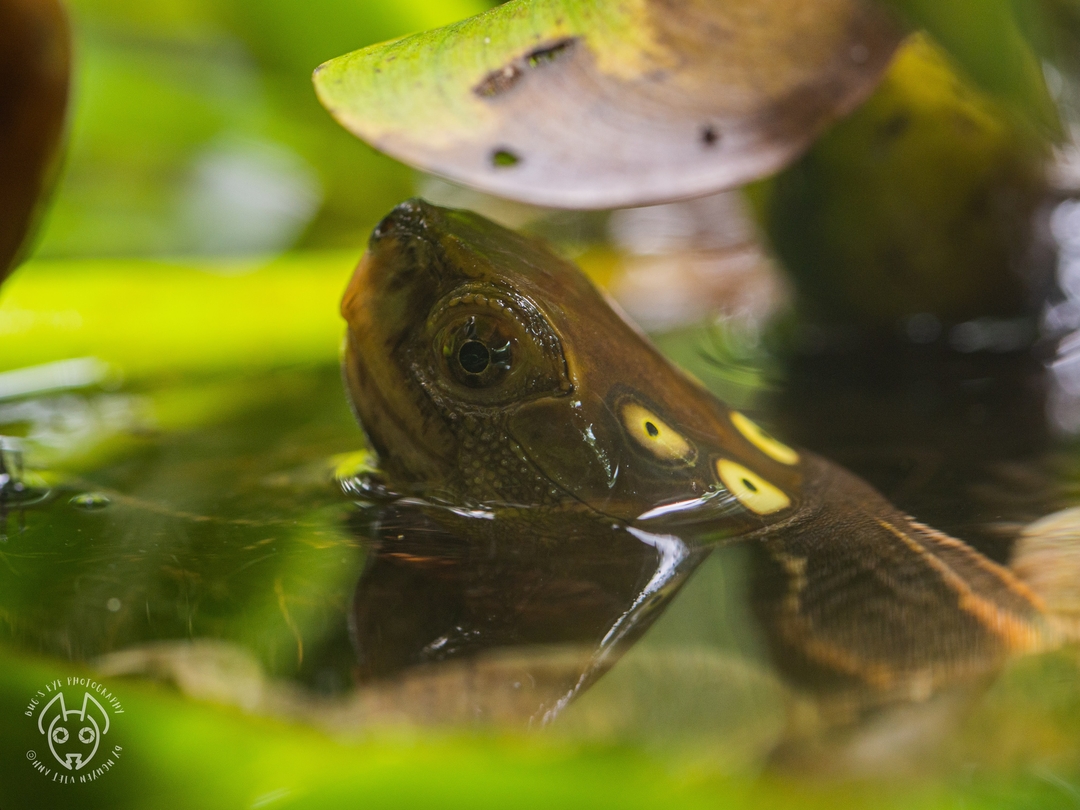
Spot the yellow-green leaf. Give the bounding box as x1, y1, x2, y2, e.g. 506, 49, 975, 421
882, 0, 1060, 135
0, 252, 356, 377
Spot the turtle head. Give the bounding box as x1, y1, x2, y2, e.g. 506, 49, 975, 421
342, 200, 802, 525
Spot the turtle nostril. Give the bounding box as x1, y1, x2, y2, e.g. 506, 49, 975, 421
371, 199, 430, 243
371, 217, 395, 241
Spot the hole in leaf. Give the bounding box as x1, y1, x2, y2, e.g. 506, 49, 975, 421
492, 149, 521, 168
474, 38, 578, 98
526, 38, 576, 68
475, 64, 523, 97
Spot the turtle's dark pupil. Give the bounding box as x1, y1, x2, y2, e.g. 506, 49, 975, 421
645, 422, 659, 437
458, 341, 491, 374
742, 478, 758, 493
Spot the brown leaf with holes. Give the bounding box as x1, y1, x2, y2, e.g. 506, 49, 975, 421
315, 0, 903, 209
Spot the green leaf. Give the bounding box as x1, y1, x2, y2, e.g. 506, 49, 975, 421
314, 0, 904, 209
0, 252, 356, 378
757, 34, 1049, 329
2, 640, 1079, 808
0, 644, 735, 810
881, 0, 1060, 135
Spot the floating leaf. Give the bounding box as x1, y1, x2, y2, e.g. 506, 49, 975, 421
314, 0, 904, 209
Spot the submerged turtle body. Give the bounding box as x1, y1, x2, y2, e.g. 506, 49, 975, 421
341, 199, 1064, 704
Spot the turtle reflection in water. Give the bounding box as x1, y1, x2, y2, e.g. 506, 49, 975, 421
341, 199, 1079, 725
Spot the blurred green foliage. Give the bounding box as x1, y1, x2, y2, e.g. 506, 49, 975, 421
3, 638, 1080, 809
0, 644, 738, 810
757, 35, 1049, 331
882, 0, 1061, 134
32, 0, 493, 259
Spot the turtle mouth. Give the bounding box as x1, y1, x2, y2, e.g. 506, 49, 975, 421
341, 330, 451, 484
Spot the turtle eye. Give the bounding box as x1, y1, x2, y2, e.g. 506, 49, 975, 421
441, 315, 514, 388
458, 340, 490, 374
428, 289, 568, 407
716, 458, 791, 515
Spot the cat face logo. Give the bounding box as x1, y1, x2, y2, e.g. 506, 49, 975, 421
37, 691, 110, 770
